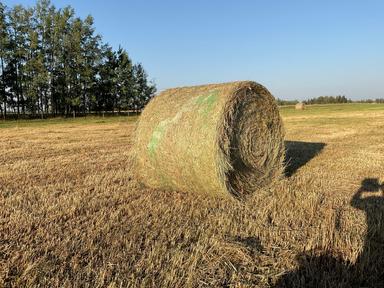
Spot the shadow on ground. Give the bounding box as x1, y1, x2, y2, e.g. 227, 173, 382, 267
284, 141, 326, 177
274, 178, 384, 288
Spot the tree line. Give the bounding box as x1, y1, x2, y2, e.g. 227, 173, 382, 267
303, 95, 351, 105
276, 98, 299, 106
278, 95, 384, 106
0, 0, 156, 119
355, 98, 384, 104
277, 96, 352, 106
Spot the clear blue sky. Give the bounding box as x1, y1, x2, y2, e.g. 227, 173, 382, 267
4, 0, 384, 100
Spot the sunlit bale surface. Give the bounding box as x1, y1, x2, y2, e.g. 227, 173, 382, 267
134, 81, 285, 198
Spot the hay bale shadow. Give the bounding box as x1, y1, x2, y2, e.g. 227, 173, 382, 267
284, 141, 326, 177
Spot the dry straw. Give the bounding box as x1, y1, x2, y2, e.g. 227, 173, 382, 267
134, 81, 285, 198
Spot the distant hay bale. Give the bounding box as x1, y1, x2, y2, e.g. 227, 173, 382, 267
133, 81, 285, 198
295, 102, 305, 110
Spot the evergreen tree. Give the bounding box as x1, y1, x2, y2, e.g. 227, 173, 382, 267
8, 5, 31, 116
95, 46, 118, 113
79, 15, 101, 114
0, 2, 9, 118
132, 63, 156, 111
116, 47, 134, 111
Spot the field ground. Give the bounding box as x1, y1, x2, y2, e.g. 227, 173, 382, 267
1, 103, 384, 287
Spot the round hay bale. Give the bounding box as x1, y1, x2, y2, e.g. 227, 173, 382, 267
134, 81, 285, 198
295, 102, 305, 110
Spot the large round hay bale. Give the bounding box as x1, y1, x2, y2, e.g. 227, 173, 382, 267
134, 81, 285, 198
295, 102, 305, 110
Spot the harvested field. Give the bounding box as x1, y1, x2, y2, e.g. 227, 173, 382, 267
1, 104, 384, 287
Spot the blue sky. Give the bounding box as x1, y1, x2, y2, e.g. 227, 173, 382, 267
4, 0, 384, 100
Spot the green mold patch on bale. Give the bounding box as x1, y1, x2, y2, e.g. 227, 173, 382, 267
195, 90, 219, 117
133, 81, 285, 198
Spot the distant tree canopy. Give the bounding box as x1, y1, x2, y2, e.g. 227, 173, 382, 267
277, 95, 384, 106
356, 98, 384, 104
277, 96, 353, 106
277, 95, 354, 106
276, 98, 299, 106
303, 95, 352, 105
0, 0, 156, 119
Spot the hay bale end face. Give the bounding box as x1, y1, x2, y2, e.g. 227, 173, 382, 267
295, 102, 305, 110
134, 81, 285, 198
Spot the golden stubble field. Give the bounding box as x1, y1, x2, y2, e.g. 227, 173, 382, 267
1, 104, 384, 287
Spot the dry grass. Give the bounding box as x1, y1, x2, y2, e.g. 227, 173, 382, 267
1, 104, 384, 287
